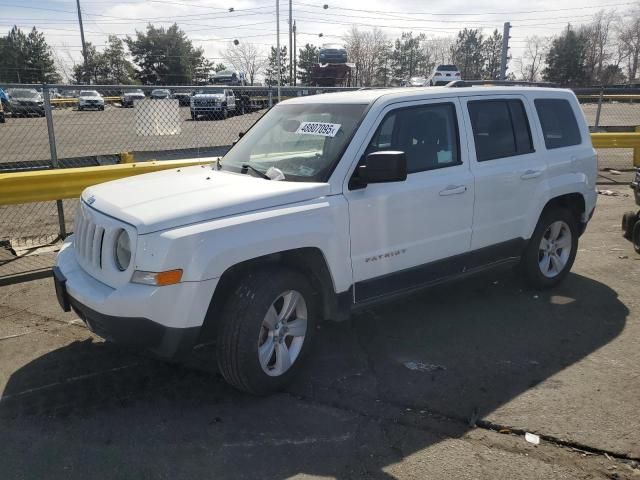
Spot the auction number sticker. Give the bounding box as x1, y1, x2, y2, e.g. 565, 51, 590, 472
295, 122, 341, 137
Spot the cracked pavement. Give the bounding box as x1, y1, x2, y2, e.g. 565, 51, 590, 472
1, 176, 639, 479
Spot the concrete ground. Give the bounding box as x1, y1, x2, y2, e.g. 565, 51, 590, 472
1, 172, 640, 478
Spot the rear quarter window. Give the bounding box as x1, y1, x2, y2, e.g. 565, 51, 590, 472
534, 98, 581, 149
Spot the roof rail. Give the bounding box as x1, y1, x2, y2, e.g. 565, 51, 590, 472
446, 80, 559, 88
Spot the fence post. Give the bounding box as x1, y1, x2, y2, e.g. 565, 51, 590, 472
43, 84, 67, 239
635, 126, 640, 168
594, 86, 604, 129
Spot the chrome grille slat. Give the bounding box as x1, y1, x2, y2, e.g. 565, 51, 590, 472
92, 226, 104, 267
86, 223, 96, 262
75, 204, 107, 271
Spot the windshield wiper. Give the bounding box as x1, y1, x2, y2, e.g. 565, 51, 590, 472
241, 164, 270, 180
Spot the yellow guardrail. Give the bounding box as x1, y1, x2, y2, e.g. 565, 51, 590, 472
0, 158, 212, 206
591, 130, 640, 167
50, 96, 121, 106
0, 131, 638, 207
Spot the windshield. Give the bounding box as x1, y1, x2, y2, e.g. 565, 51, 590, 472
152, 89, 169, 94
221, 103, 367, 182
196, 88, 225, 94
80, 90, 99, 96
9, 89, 39, 98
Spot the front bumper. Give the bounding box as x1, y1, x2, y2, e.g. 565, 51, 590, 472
10, 104, 44, 113
54, 240, 218, 359
191, 106, 224, 113
79, 103, 104, 109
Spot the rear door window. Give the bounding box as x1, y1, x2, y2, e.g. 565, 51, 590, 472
534, 99, 581, 149
468, 99, 534, 161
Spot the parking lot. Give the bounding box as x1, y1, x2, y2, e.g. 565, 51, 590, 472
1, 172, 639, 478
0, 104, 265, 165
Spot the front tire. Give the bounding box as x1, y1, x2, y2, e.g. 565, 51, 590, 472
216, 268, 317, 395
520, 207, 579, 289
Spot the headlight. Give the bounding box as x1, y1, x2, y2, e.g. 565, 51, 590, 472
114, 230, 131, 271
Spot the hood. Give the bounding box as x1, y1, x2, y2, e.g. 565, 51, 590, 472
79, 95, 102, 100
123, 92, 144, 97
11, 95, 42, 102
82, 165, 330, 234
193, 93, 225, 99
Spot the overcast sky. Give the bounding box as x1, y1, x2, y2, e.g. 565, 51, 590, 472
1, 0, 634, 79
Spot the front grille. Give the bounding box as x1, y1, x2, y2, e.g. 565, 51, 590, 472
194, 99, 217, 106
75, 208, 105, 269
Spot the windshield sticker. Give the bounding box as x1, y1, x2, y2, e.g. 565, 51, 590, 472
295, 122, 341, 137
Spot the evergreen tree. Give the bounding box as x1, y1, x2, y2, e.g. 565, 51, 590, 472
297, 44, 318, 85
214, 63, 227, 72
264, 46, 288, 86
0, 26, 59, 83
482, 29, 503, 80
451, 28, 485, 80
543, 25, 587, 86
391, 32, 426, 83
126, 24, 209, 84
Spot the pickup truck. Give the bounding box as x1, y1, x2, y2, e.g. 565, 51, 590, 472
54, 85, 597, 395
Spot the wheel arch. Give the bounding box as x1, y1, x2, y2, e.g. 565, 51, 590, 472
198, 247, 344, 342
526, 191, 587, 241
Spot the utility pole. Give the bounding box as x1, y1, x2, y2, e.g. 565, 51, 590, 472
499, 21, 511, 80
293, 20, 297, 86
288, 0, 293, 86
76, 0, 89, 84
276, 0, 281, 101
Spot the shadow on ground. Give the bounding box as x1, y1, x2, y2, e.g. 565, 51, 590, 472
0, 270, 628, 479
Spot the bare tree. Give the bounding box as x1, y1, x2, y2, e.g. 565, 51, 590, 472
580, 10, 617, 83
516, 35, 548, 82
343, 27, 392, 87
221, 42, 267, 85
618, 8, 640, 81
427, 36, 454, 67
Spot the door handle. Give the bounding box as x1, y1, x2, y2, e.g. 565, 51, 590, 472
521, 169, 542, 180
439, 185, 467, 196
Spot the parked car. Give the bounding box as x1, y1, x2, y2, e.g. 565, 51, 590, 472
210, 70, 247, 86
190, 87, 236, 119
53, 85, 597, 395
6, 88, 45, 117
407, 76, 428, 87
121, 89, 145, 107
428, 65, 461, 86
151, 89, 171, 100
318, 43, 348, 64
622, 168, 640, 253
0, 100, 5, 123
78, 90, 105, 111
172, 91, 192, 106
0, 88, 10, 110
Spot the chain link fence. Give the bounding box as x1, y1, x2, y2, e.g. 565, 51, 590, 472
0, 83, 356, 280
1, 83, 639, 281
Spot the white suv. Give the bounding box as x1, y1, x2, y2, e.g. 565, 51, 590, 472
429, 65, 462, 86
53, 86, 597, 394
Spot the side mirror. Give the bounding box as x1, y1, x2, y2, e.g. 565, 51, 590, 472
356, 151, 407, 186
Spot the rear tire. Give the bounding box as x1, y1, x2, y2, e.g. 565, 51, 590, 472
622, 211, 638, 240
216, 267, 317, 395
632, 221, 640, 254
520, 207, 579, 289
